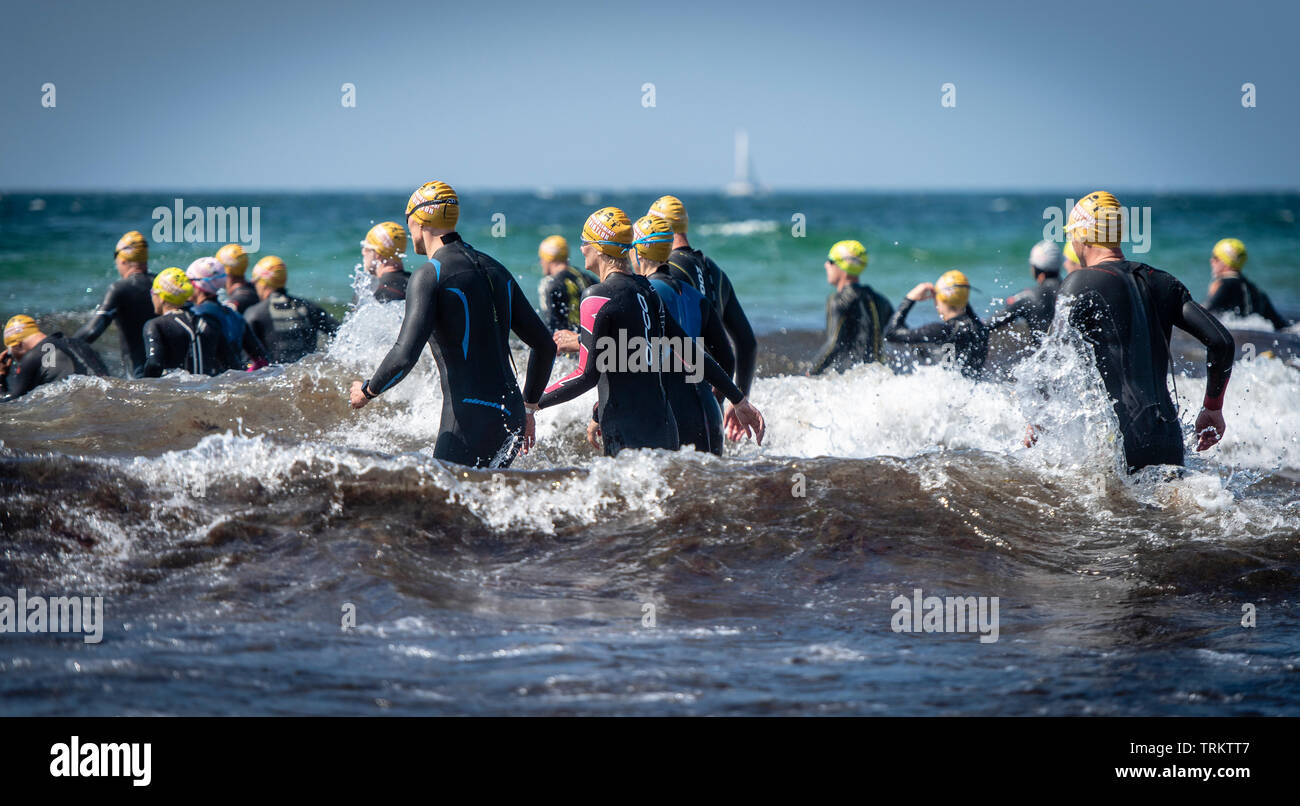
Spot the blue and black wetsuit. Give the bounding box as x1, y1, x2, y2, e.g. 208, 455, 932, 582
1060, 260, 1234, 473
74, 272, 157, 377
538, 271, 745, 457
648, 266, 733, 455
2, 333, 108, 401
666, 247, 757, 397
364, 233, 557, 468
195, 300, 267, 368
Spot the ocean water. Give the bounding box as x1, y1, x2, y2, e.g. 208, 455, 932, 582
1, 192, 1298, 715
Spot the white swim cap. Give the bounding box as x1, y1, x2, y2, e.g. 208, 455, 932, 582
1029, 240, 1063, 273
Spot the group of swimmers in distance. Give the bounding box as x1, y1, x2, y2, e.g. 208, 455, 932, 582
3, 184, 1293, 475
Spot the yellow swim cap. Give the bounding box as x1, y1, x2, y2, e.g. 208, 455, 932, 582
581, 207, 633, 259
115, 230, 148, 263
538, 235, 569, 264
216, 243, 250, 277
648, 195, 689, 234
827, 240, 868, 275
1062, 240, 1080, 266
252, 256, 287, 289
1065, 191, 1125, 247
153, 268, 194, 306
3, 315, 39, 348
361, 221, 408, 260
405, 181, 460, 230
631, 215, 674, 263
935, 270, 971, 308
1213, 237, 1247, 270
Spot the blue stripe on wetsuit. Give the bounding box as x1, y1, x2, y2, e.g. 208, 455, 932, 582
449, 287, 470, 358
463, 398, 511, 416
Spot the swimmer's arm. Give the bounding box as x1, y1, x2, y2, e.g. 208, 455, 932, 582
240, 321, 268, 364
244, 306, 269, 350
1259, 292, 1292, 331
663, 306, 744, 404
718, 272, 757, 396
700, 298, 735, 382
883, 299, 948, 344
366, 269, 438, 396
808, 298, 848, 376
74, 285, 119, 343
540, 276, 568, 333
140, 320, 165, 378
538, 295, 605, 408
1176, 299, 1234, 403
313, 302, 340, 336
986, 295, 1028, 331
509, 277, 558, 405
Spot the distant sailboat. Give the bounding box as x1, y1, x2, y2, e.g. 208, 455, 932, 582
724, 129, 765, 197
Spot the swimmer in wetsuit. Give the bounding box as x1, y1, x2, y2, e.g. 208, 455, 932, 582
808, 239, 893, 375
648, 195, 758, 399
186, 257, 268, 371
1, 315, 108, 401
216, 244, 260, 314
632, 214, 735, 455
536, 207, 764, 457
537, 235, 599, 354
361, 222, 412, 303
348, 181, 557, 468
1039, 191, 1234, 473
74, 230, 156, 377
1203, 238, 1292, 331
884, 270, 989, 378
988, 240, 1063, 349
243, 256, 340, 364
141, 268, 224, 378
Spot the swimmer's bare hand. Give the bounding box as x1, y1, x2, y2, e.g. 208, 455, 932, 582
348, 381, 370, 409
1023, 424, 1038, 448
1195, 407, 1225, 451
586, 419, 601, 450
906, 282, 935, 302
522, 410, 536, 454
725, 398, 765, 446
553, 330, 580, 353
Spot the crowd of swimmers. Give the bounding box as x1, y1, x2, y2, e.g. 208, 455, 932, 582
3, 184, 1294, 475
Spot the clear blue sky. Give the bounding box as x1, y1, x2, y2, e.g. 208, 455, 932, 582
2, 0, 1297, 191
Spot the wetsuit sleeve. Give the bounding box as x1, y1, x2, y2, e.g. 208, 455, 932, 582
538, 294, 606, 409
539, 275, 568, 333
244, 305, 269, 348
661, 305, 745, 404
700, 299, 735, 381
2, 350, 45, 400
883, 298, 952, 344
987, 294, 1032, 331
141, 320, 165, 378
1170, 287, 1234, 404
366, 268, 438, 396
240, 322, 268, 363
717, 271, 757, 396
808, 296, 849, 376
1259, 292, 1292, 331
74, 283, 120, 343
509, 277, 558, 404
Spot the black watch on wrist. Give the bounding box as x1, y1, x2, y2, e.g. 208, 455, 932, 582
361, 381, 377, 400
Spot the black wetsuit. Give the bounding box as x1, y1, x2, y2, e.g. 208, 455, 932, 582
884, 299, 989, 379
1204, 274, 1291, 331
666, 247, 757, 396
225, 283, 260, 314
538, 271, 745, 457
808, 282, 893, 375
2, 333, 108, 401
374, 270, 411, 303
1060, 260, 1234, 473
244, 290, 340, 364
988, 275, 1061, 344
538, 265, 599, 332
141, 307, 224, 377
649, 267, 734, 455
195, 300, 267, 368
365, 233, 557, 468
74, 271, 156, 377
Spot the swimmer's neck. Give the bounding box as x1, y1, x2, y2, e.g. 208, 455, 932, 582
672, 233, 690, 251
1081, 244, 1125, 266
834, 276, 857, 292
937, 302, 963, 321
